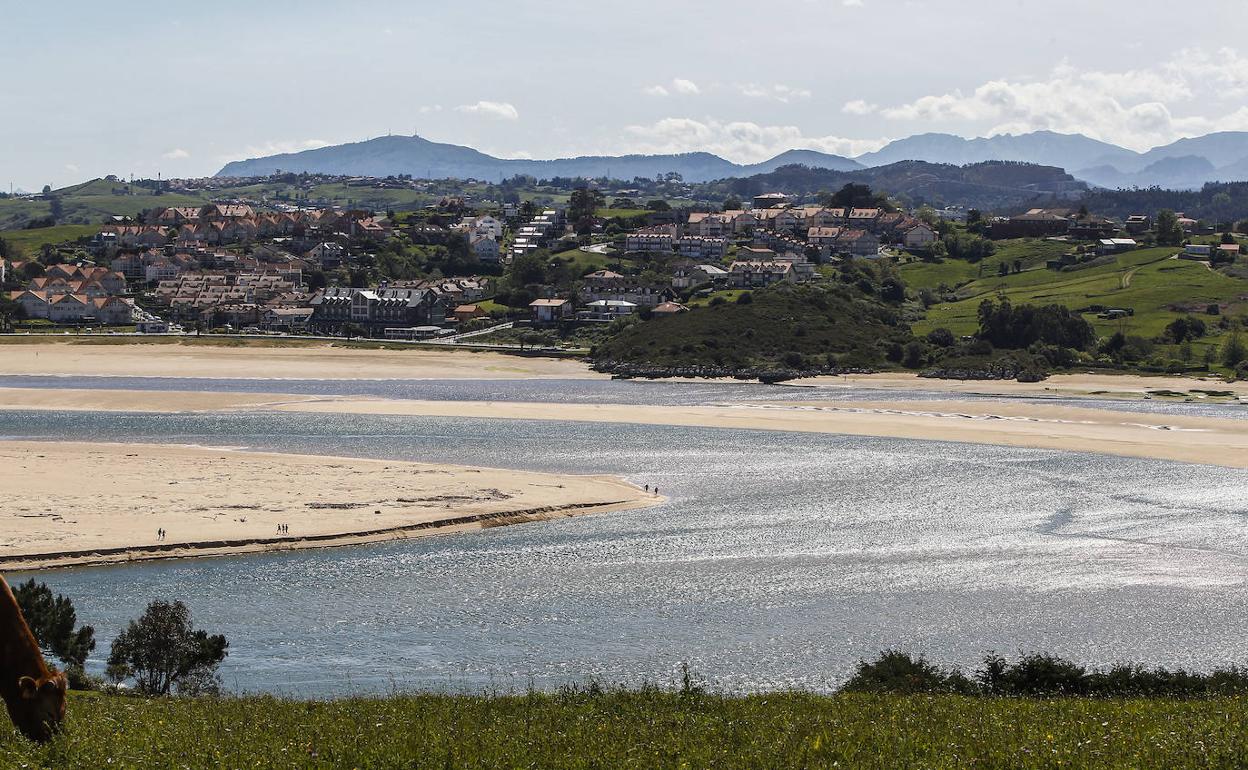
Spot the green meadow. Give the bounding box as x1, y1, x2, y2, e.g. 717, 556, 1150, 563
3, 690, 1247, 769
906, 246, 1248, 341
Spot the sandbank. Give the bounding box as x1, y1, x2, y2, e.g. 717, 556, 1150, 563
1, 387, 1245, 470
0, 340, 602, 381
0, 441, 655, 570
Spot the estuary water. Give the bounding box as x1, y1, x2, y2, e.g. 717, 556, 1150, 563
1, 378, 1247, 695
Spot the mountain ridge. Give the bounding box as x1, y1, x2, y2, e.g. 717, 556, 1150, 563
216, 131, 1248, 190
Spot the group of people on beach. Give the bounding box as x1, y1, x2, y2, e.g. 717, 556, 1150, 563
156, 528, 167, 541
644, 484, 660, 495
277, 523, 291, 535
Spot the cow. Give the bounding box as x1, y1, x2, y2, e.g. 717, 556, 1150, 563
0, 576, 67, 742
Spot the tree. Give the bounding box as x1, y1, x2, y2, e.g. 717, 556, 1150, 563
0, 294, 21, 331
1155, 209, 1185, 246
976, 298, 1095, 351
107, 600, 228, 696
11, 580, 95, 682
506, 250, 549, 287
20, 261, 45, 281
48, 195, 64, 223
722, 197, 742, 211
568, 187, 605, 223
1223, 331, 1246, 369
645, 199, 670, 212
307, 270, 328, 292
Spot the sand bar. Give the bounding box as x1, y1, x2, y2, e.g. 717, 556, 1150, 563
0, 340, 602, 380
803, 372, 1248, 399
5, 341, 1247, 400
0, 441, 655, 570
2, 387, 1246, 470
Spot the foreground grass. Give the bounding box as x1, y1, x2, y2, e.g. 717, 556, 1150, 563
3, 690, 1247, 768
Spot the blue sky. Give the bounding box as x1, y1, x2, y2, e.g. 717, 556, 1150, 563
3, 0, 1247, 190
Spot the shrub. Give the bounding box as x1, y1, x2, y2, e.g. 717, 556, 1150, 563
842, 651, 974, 695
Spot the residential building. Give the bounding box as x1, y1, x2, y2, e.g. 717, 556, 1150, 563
580, 299, 637, 321
530, 298, 573, 325
625, 231, 675, 253
728, 261, 795, 288
1097, 238, 1137, 255
470, 234, 502, 262
672, 264, 728, 290
675, 236, 728, 260
902, 223, 938, 249
308, 286, 447, 335
836, 229, 881, 257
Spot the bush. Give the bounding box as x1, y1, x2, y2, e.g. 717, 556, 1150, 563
842, 651, 974, 695
926, 328, 956, 347
736, 291, 753, 305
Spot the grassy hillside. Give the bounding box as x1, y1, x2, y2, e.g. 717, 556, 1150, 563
909, 247, 1248, 343
0, 224, 99, 255
0, 181, 205, 230
593, 283, 913, 372
4, 690, 1247, 768
899, 238, 1072, 290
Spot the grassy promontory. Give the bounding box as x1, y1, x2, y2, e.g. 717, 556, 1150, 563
5, 689, 1248, 768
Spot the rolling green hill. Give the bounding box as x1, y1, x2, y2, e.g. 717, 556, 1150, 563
910, 247, 1248, 345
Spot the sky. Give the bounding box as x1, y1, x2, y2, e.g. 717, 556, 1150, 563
3, 0, 1248, 190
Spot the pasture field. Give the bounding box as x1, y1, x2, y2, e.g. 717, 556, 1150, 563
3, 690, 1246, 769
909, 247, 1248, 341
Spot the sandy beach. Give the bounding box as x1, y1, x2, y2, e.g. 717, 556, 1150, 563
804, 372, 1248, 399
0, 340, 602, 380
4, 341, 1247, 400
2, 387, 1246, 470
0, 441, 655, 570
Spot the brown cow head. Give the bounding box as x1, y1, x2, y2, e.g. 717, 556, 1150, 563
9, 671, 67, 743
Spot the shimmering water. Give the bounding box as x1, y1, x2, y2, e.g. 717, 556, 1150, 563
4, 404, 1247, 697
2, 374, 1247, 418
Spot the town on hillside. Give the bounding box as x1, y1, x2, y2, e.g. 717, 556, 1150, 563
1, 179, 1245, 370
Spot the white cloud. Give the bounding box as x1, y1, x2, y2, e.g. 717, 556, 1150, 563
645, 78, 701, 97
842, 99, 878, 115
64, 163, 79, 173
418, 105, 443, 114
875, 47, 1248, 151
843, 0, 863, 6
162, 148, 191, 160
455, 101, 520, 121
620, 117, 887, 162
740, 83, 812, 103
672, 78, 701, 95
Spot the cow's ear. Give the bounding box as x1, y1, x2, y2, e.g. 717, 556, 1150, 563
18, 677, 38, 699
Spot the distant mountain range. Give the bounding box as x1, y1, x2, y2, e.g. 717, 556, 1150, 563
216, 130, 1248, 191
216, 135, 863, 185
